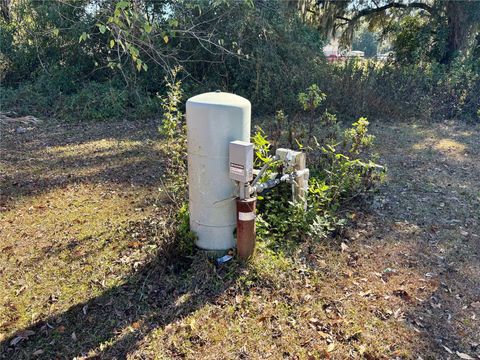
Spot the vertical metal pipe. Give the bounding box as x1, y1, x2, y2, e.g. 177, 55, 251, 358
236, 197, 257, 259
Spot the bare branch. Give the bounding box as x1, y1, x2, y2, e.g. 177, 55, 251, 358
339, 1, 433, 24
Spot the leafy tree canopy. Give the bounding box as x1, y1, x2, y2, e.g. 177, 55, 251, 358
296, 0, 480, 64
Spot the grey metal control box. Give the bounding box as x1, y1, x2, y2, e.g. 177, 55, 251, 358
229, 140, 253, 183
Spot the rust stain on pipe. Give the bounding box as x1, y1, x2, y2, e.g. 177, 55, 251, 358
236, 197, 256, 259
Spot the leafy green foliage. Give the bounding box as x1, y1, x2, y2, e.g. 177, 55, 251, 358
352, 27, 378, 58
324, 56, 480, 122
159, 66, 184, 140
252, 127, 272, 166
254, 89, 385, 247
158, 66, 187, 202
344, 117, 375, 155
157, 70, 194, 256
0, 78, 160, 121
175, 0, 326, 113
0, 0, 477, 124
174, 203, 197, 256
101, 0, 154, 73
389, 15, 434, 65
63, 82, 127, 122
298, 84, 326, 112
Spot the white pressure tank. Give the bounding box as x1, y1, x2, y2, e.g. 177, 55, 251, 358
186, 92, 251, 251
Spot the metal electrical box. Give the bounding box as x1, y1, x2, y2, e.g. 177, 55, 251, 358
229, 140, 253, 183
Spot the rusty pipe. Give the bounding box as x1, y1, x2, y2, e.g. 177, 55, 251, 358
236, 197, 256, 259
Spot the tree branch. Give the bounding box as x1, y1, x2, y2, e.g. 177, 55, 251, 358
337, 16, 351, 22
337, 1, 433, 24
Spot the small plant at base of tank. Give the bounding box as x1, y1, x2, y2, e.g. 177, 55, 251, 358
174, 203, 197, 256
158, 66, 188, 202
159, 66, 184, 141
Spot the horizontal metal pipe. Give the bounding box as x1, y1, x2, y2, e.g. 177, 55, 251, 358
250, 155, 279, 188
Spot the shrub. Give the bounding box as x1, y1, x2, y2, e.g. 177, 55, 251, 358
254, 87, 385, 246
0, 77, 161, 122
157, 68, 195, 256
174, 0, 326, 114
61, 82, 128, 122
158, 66, 187, 201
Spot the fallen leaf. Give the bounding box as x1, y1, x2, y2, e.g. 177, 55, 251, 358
470, 302, 480, 309
10, 336, 23, 346
359, 290, 373, 297
56, 325, 66, 333
442, 345, 453, 354
317, 259, 327, 267
341, 242, 349, 252
131, 321, 141, 329
393, 289, 412, 301
317, 331, 330, 339
32, 349, 44, 356
393, 308, 403, 319
358, 344, 366, 355
9, 330, 35, 346
326, 342, 335, 353
456, 351, 474, 359
128, 241, 142, 249
303, 294, 313, 301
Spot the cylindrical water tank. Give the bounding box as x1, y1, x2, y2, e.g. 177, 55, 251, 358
186, 92, 251, 251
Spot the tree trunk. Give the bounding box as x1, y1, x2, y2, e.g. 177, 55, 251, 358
474, 32, 480, 60
441, 0, 468, 65
0, 0, 11, 22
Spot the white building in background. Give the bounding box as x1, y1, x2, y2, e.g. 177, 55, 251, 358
323, 38, 340, 57
323, 39, 365, 61
345, 50, 365, 58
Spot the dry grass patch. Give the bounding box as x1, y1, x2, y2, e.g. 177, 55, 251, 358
1, 119, 479, 359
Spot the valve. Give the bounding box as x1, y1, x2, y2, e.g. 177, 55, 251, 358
228, 141, 309, 259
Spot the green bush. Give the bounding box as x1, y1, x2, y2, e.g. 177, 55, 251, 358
432, 56, 480, 121
61, 82, 128, 121
323, 54, 480, 122
254, 87, 385, 246
0, 77, 161, 122
158, 67, 188, 201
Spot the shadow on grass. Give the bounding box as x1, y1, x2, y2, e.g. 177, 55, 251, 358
2, 119, 479, 358
0, 119, 247, 358
0, 243, 245, 359
395, 228, 480, 356
0, 120, 165, 208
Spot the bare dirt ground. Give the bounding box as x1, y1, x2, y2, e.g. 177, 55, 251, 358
0, 119, 479, 359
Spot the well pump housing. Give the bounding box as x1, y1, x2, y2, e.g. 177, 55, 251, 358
186, 92, 308, 258
186, 92, 251, 251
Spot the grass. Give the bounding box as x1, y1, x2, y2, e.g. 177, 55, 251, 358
1, 118, 479, 359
